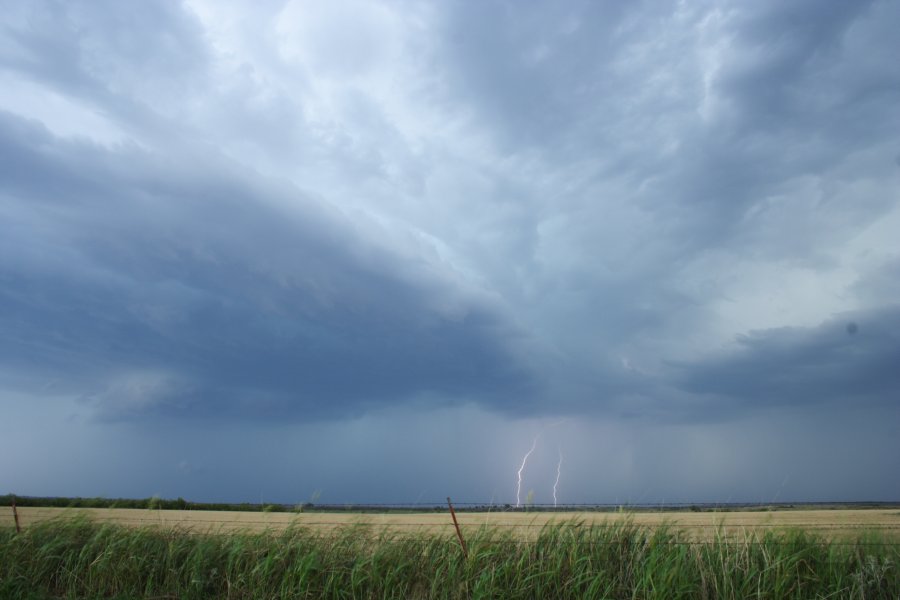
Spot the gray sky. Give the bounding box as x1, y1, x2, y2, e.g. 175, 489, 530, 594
1, 0, 898, 505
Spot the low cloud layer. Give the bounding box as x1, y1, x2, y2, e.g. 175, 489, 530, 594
676, 306, 900, 410
0, 112, 533, 420
1, 0, 898, 501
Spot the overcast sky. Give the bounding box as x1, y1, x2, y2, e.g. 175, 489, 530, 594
2, 0, 899, 505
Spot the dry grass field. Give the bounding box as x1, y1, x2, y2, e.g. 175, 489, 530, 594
5, 506, 899, 540
5, 506, 900, 597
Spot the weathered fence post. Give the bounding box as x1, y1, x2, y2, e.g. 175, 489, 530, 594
447, 497, 468, 559
12, 495, 21, 533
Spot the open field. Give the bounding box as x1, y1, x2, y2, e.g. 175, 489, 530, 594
3, 514, 899, 599
5, 506, 899, 540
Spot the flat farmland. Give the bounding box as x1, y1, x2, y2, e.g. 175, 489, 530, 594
5, 506, 899, 540
5, 506, 900, 597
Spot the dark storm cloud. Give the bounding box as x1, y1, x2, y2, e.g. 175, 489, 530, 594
0, 0, 897, 424
715, 0, 885, 137
434, 0, 900, 239
675, 306, 900, 408
2, 0, 900, 504
397, 0, 897, 424
0, 111, 533, 420
676, 0, 900, 251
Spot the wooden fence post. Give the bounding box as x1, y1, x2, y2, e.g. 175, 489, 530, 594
447, 497, 468, 559
12, 495, 21, 534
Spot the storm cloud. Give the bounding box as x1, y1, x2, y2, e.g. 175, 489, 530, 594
676, 306, 900, 409
1, 0, 898, 503
0, 111, 533, 420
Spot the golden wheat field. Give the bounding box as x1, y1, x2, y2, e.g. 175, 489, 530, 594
5, 506, 899, 541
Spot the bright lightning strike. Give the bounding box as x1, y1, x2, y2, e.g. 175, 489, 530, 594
553, 448, 563, 508
515, 435, 539, 508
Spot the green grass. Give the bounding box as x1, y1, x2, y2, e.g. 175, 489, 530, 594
1, 518, 897, 599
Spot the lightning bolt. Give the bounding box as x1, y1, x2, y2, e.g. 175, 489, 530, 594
553, 447, 563, 508
515, 435, 539, 508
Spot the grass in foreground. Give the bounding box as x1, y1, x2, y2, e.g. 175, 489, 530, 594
1, 518, 897, 599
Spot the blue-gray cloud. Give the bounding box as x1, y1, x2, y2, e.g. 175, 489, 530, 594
1, 0, 899, 502
0, 111, 534, 420
1, 0, 898, 423
675, 306, 900, 409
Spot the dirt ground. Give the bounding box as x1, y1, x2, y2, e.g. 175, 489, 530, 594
5, 506, 899, 540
